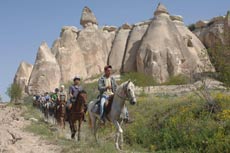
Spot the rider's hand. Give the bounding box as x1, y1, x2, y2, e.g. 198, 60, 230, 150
106, 86, 112, 89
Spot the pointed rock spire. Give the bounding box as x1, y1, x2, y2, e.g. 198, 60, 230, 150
14, 61, 33, 94
36, 42, 56, 63
80, 6, 98, 28
154, 3, 169, 16
28, 41, 61, 95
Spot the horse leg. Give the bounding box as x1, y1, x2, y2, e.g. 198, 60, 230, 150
77, 120, 82, 141
113, 120, 123, 150
70, 120, 76, 139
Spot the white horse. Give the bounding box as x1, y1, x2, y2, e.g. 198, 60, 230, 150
88, 80, 137, 150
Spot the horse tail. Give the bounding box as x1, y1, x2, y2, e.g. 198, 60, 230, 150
88, 101, 95, 129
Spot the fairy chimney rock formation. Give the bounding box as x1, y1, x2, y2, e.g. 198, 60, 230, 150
136, 4, 214, 83
108, 24, 131, 71
14, 61, 33, 95
14, 4, 218, 95
28, 42, 61, 95
154, 3, 169, 16
80, 6, 98, 28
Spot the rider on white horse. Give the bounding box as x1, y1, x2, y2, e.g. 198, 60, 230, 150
98, 65, 130, 123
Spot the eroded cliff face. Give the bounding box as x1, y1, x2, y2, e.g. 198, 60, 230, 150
192, 11, 230, 48
14, 3, 216, 94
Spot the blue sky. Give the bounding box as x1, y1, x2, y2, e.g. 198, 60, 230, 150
0, 0, 229, 101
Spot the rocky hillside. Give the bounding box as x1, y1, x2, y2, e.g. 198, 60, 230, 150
191, 11, 230, 48
14, 3, 216, 95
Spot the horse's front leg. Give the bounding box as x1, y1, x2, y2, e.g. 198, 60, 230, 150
113, 120, 123, 150
69, 118, 76, 139
77, 119, 82, 141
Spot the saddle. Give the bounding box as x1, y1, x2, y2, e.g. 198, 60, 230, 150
92, 95, 114, 115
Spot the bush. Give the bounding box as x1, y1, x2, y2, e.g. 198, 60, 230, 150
188, 24, 196, 31
124, 92, 230, 152
6, 83, 22, 103
163, 74, 190, 85
120, 72, 157, 87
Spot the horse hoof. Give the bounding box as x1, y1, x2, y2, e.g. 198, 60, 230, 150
71, 134, 75, 139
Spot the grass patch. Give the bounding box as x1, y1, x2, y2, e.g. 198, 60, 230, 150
162, 74, 190, 85
120, 72, 157, 87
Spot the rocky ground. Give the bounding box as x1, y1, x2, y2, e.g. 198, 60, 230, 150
0, 104, 61, 153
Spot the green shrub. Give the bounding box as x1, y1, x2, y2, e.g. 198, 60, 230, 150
188, 24, 196, 31
120, 72, 157, 87
82, 81, 99, 102
163, 74, 190, 85
6, 83, 22, 103
124, 92, 230, 152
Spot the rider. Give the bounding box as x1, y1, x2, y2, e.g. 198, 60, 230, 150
45, 92, 51, 103
59, 85, 67, 103
67, 76, 87, 122
51, 88, 59, 103
98, 65, 117, 123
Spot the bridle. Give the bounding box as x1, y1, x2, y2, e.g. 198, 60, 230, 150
116, 81, 134, 101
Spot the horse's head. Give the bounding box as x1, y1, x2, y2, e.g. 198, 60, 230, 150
77, 90, 87, 105
124, 80, 137, 105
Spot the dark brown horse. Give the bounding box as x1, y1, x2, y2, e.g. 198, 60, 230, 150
56, 100, 66, 129
68, 90, 87, 140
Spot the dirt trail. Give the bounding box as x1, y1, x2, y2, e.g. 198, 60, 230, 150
0, 104, 61, 153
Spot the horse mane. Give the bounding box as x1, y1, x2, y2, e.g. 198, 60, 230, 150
79, 90, 87, 95
117, 80, 132, 91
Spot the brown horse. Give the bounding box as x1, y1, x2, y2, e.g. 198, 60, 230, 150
56, 100, 66, 129
68, 90, 87, 140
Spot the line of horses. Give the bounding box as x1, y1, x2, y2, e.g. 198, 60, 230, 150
32, 80, 137, 151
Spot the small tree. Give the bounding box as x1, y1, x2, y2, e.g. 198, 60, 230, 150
0, 94, 2, 102
6, 83, 22, 103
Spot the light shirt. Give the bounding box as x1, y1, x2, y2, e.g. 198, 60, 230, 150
59, 90, 67, 102
104, 77, 114, 96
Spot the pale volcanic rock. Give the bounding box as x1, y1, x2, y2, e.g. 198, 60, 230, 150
28, 42, 61, 95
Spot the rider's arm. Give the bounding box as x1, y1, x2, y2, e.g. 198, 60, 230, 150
98, 78, 107, 93
111, 77, 118, 92
69, 86, 74, 98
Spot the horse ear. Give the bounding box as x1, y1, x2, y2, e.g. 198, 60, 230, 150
126, 80, 131, 86
133, 79, 136, 84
